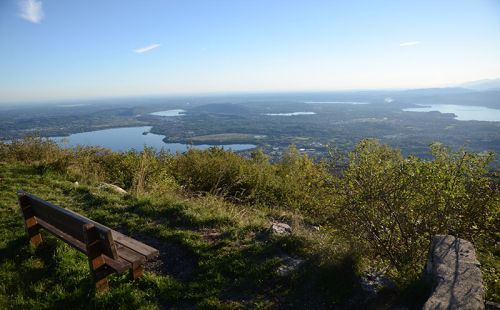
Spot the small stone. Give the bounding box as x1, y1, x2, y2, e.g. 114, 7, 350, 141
360, 269, 395, 296
269, 222, 292, 235
277, 255, 304, 276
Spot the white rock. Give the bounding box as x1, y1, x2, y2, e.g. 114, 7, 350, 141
270, 222, 292, 235
98, 182, 127, 195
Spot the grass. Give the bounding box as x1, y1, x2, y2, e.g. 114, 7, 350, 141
0, 162, 360, 309
3, 137, 496, 308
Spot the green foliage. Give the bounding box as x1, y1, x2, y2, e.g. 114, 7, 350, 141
170, 146, 334, 219
0, 137, 498, 302
335, 139, 499, 279
275, 146, 335, 218
0, 137, 71, 173
171, 147, 249, 197
1, 137, 178, 196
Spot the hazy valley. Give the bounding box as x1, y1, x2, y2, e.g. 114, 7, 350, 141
2, 87, 499, 161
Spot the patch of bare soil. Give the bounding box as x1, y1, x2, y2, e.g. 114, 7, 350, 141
133, 234, 199, 281
200, 228, 222, 243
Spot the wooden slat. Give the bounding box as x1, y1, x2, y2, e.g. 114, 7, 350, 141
116, 244, 146, 267
103, 256, 131, 273
62, 206, 114, 232
37, 217, 131, 272
36, 217, 87, 253
25, 193, 90, 242
60, 208, 156, 262
61, 207, 120, 260
101, 229, 119, 260
111, 231, 159, 259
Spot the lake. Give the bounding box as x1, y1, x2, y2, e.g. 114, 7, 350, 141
403, 104, 500, 121
150, 109, 186, 116
264, 112, 316, 116
51, 126, 256, 152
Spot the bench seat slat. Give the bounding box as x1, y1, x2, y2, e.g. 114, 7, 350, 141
112, 231, 159, 259
103, 256, 131, 273
116, 245, 146, 266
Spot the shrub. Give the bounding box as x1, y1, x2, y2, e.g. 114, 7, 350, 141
171, 146, 334, 218
1, 137, 71, 173
171, 147, 247, 197
334, 139, 498, 278
69, 146, 177, 195
273, 146, 335, 218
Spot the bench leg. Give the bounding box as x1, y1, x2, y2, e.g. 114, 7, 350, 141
29, 232, 43, 247
18, 192, 43, 247
90, 255, 110, 291
129, 264, 144, 280
26, 217, 43, 247
83, 224, 110, 292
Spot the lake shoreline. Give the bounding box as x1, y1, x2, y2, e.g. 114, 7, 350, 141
402, 104, 500, 122
49, 126, 256, 153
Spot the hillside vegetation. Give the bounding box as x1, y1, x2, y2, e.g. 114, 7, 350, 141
0, 138, 498, 309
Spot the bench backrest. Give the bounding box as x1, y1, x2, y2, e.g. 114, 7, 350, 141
18, 190, 119, 259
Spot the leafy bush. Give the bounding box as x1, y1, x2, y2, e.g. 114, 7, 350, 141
171, 146, 334, 217
1, 138, 178, 195
334, 139, 498, 278
68, 146, 177, 195
273, 146, 335, 218
0, 137, 71, 173
171, 147, 249, 197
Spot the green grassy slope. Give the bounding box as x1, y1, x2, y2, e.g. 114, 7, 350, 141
0, 162, 357, 309
0, 138, 497, 308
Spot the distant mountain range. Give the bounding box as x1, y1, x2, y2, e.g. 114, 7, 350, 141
459, 78, 500, 90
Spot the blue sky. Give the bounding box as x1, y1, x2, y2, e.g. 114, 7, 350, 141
1, 0, 499, 103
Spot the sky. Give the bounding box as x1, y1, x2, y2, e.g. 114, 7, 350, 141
0, 0, 500, 103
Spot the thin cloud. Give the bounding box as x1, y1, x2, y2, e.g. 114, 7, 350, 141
19, 0, 44, 24
399, 41, 421, 47
134, 44, 161, 54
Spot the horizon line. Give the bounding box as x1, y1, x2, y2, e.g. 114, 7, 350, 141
1, 77, 499, 105
0, 87, 489, 106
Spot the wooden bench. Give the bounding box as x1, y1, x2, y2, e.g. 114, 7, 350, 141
17, 190, 159, 291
